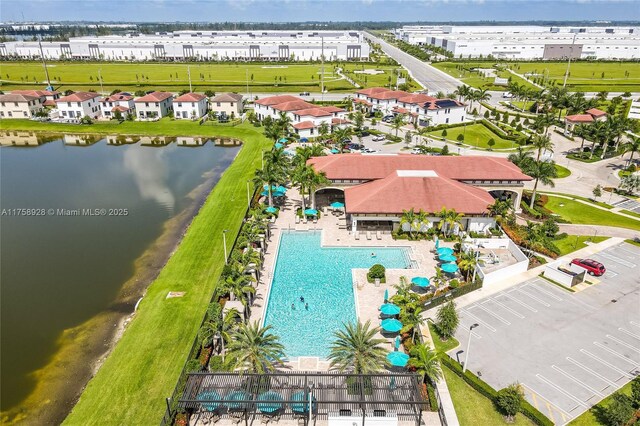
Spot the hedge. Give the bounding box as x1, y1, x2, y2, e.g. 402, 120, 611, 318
441, 356, 553, 426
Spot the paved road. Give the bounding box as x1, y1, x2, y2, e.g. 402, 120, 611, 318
363, 32, 463, 94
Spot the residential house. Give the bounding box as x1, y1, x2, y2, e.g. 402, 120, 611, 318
12, 89, 61, 108
174, 93, 208, 120
100, 92, 135, 119
0, 93, 44, 118
209, 93, 244, 117
308, 154, 532, 233
55, 91, 101, 120
135, 91, 174, 120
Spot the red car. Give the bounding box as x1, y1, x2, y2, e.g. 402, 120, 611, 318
571, 258, 606, 276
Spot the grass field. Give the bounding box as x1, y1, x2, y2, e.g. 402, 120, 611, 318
429, 123, 517, 150
568, 380, 634, 426
543, 196, 640, 231
0, 61, 413, 93
341, 63, 421, 91
431, 61, 538, 91
0, 119, 273, 424
553, 235, 609, 256
554, 164, 571, 178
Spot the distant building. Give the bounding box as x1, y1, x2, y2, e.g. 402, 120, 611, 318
174, 92, 208, 120
55, 91, 101, 120
209, 93, 244, 117
11, 89, 60, 108
100, 92, 135, 119
134, 91, 173, 120
0, 93, 44, 118
628, 100, 640, 120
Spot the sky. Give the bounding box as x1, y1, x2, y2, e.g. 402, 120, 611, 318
1, 0, 639, 23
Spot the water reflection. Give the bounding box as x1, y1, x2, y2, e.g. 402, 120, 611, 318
123, 145, 176, 213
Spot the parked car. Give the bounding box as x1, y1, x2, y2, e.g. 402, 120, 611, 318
358, 130, 370, 137
411, 147, 424, 154
502, 92, 514, 98
382, 115, 394, 122
348, 143, 364, 151
299, 92, 310, 96
571, 258, 606, 276
372, 135, 386, 142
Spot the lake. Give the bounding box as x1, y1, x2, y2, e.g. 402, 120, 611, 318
0, 133, 241, 415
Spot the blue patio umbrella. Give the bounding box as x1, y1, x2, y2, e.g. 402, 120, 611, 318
300, 137, 309, 143
197, 390, 223, 412
278, 138, 288, 143
384, 289, 389, 302
380, 303, 401, 316
441, 262, 459, 274
227, 390, 251, 410
395, 335, 401, 350
381, 318, 403, 333
411, 276, 430, 288
436, 247, 454, 255
273, 190, 286, 198
291, 391, 317, 413
265, 206, 279, 214
257, 391, 284, 413
274, 142, 283, 149
330, 201, 345, 208
304, 208, 318, 216
439, 254, 458, 263
275, 185, 287, 193
435, 239, 440, 249
387, 351, 410, 367
330, 148, 340, 154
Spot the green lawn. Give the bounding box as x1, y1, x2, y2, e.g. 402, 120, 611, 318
543, 196, 640, 231
442, 367, 536, 426
428, 322, 459, 355
568, 380, 634, 426
5, 120, 273, 424
340, 63, 421, 91
0, 61, 370, 93
538, 192, 612, 209
429, 123, 517, 150
431, 61, 537, 91
621, 209, 640, 219
553, 235, 609, 256
554, 164, 571, 178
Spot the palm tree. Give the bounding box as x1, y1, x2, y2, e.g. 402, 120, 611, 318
526, 160, 558, 209
400, 208, 418, 238
453, 85, 470, 103
254, 162, 286, 207
226, 322, 285, 373
508, 147, 534, 170
318, 121, 330, 143
352, 111, 365, 133
472, 89, 490, 112
416, 125, 431, 148
391, 114, 405, 138
221, 268, 256, 307
328, 320, 388, 374
531, 133, 554, 162
400, 305, 425, 341
488, 199, 512, 223
623, 136, 640, 167
596, 91, 609, 103
332, 126, 353, 153
546, 86, 568, 120
565, 92, 588, 115
303, 168, 330, 209
457, 250, 477, 281
408, 344, 442, 384
276, 111, 292, 138
532, 113, 555, 136
437, 208, 463, 237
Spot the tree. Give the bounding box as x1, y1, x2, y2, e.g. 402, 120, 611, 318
441, 144, 450, 156
318, 121, 330, 142
456, 133, 465, 144
526, 160, 558, 209
487, 138, 495, 150
531, 133, 554, 162
254, 160, 287, 207
622, 136, 640, 167
328, 320, 387, 374
435, 301, 459, 341
113, 109, 123, 121
457, 250, 478, 281
400, 208, 418, 238
619, 175, 640, 194
592, 184, 603, 202
400, 304, 425, 341
631, 376, 640, 408
226, 322, 285, 373
408, 344, 442, 384
495, 383, 525, 422
392, 114, 405, 137
489, 199, 512, 222
603, 393, 634, 426
352, 111, 365, 133
441, 129, 448, 138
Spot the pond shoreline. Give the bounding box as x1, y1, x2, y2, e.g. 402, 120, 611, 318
1, 160, 229, 426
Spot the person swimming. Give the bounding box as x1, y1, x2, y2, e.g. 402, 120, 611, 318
291, 303, 295, 310
305, 303, 309, 310
300, 296, 305, 303
371, 252, 376, 257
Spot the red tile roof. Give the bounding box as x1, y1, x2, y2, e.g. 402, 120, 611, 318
174, 92, 207, 102
0, 93, 40, 102
345, 170, 495, 215
272, 100, 315, 112
332, 118, 350, 125
355, 87, 390, 96
565, 114, 594, 123
397, 93, 437, 105
293, 121, 316, 130
102, 92, 133, 102
210, 93, 243, 103
255, 95, 300, 106
368, 90, 410, 100
56, 92, 101, 103
294, 108, 335, 117
354, 98, 372, 106
112, 105, 131, 112
134, 91, 173, 102
308, 154, 532, 182
392, 106, 417, 116
43, 99, 56, 107
12, 89, 59, 97
586, 108, 606, 117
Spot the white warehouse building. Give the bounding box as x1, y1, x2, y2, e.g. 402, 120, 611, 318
0, 30, 370, 61
394, 25, 640, 60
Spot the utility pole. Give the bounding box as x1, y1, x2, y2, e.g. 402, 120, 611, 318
321, 36, 325, 102
563, 33, 577, 88
38, 37, 52, 89
187, 65, 193, 92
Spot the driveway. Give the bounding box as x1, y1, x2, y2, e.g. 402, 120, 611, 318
448, 241, 640, 424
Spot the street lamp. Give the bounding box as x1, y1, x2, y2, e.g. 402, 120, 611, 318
222, 229, 229, 264
462, 323, 480, 373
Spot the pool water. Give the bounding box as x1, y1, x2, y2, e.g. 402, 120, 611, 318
263, 231, 410, 358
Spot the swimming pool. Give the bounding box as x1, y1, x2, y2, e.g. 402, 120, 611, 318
263, 231, 411, 358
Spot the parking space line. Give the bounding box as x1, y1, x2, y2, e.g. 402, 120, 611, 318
552, 365, 604, 398
476, 304, 511, 325
521, 382, 572, 422
581, 349, 634, 379
536, 374, 589, 409
500, 292, 538, 312
461, 310, 497, 332
489, 298, 525, 319
580, 342, 637, 372
606, 335, 640, 353
619, 328, 640, 340
458, 317, 483, 339
567, 356, 618, 388
526, 280, 564, 301
616, 246, 640, 257
515, 287, 552, 307
596, 252, 636, 268
631, 321, 640, 329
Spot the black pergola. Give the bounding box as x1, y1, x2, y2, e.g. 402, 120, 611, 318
178, 371, 427, 425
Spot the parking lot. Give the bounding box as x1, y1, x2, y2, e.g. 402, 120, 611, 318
448, 242, 640, 424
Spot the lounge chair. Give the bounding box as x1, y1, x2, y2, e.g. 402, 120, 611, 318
355, 231, 360, 240
303, 216, 308, 224
295, 216, 300, 224
313, 217, 318, 224
366, 231, 372, 240
323, 207, 328, 215
376, 230, 382, 240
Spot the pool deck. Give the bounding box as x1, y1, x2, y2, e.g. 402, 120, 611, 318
250, 188, 446, 372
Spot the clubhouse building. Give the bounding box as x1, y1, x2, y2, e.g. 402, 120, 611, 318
308, 154, 531, 234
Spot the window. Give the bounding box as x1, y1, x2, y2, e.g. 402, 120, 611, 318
14, 102, 18, 107
0, 112, 3, 117
8, 111, 12, 117
77, 102, 81, 107
217, 102, 221, 107
68, 102, 71, 107
0, 102, 4, 107
230, 102, 234, 106
445, 118, 449, 123
24, 111, 28, 116
145, 102, 149, 107
178, 103, 182, 107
